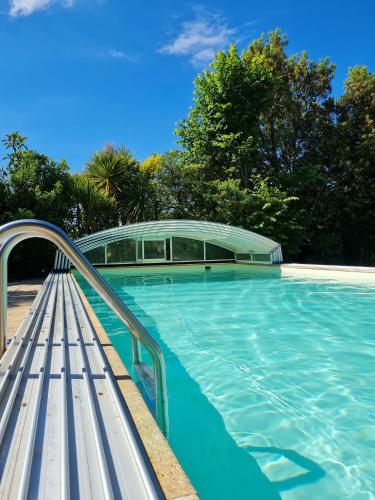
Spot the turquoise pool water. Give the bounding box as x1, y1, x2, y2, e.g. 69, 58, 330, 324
76, 264, 375, 499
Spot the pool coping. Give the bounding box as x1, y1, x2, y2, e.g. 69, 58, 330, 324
72, 274, 199, 500
6, 280, 43, 340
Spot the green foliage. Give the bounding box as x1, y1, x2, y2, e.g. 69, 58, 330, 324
329, 66, 375, 264
120, 168, 154, 223
244, 30, 336, 180
84, 145, 148, 224
71, 174, 117, 237
2, 131, 28, 168
7, 151, 72, 230
85, 145, 138, 199
153, 153, 301, 254
174, 29, 374, 263
176, 44, 275, 186
1, 133, 74, 278
140, 154, 163, 175
207, 176, 301, 252
152, 153, 210, 219
3, 207, 35, 221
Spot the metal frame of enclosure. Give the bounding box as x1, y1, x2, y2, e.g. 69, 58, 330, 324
55, 220, 283, 269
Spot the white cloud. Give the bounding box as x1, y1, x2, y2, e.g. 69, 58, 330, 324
159, 7, 237, 67
9, 0, 74, 17
106, 49, 136, 62
108, 49, 127, 59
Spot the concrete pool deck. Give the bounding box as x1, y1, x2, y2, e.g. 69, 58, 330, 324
281, 263, 375, 283
7, 279, 43, 339
282, 263, 375, 273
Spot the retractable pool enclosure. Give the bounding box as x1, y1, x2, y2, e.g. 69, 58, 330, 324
56, 220, 282, 269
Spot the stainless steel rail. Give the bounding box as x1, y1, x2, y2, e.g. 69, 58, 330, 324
0, 232, 39, 354
0, 219, 168, 434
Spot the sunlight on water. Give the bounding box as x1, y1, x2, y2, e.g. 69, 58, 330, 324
76, 264, 375, 500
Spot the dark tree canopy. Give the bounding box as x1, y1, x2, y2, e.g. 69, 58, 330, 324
174, 30, 374, 264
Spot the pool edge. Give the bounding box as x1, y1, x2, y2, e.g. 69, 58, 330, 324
282, 263, 375, 273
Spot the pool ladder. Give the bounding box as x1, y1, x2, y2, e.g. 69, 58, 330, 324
0, 219, 168, 434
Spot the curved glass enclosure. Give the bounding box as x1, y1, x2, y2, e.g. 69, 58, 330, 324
54, 220, 283, 269
83, 236, 236, 265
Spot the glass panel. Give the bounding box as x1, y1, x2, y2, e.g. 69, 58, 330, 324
107, 240, 136, 263
144, 240, 165, 260
251, 253, 271, 263
84, 246, 105, 264
236, 253, 251, 261
166, 238, 171, 261
205, 242, 234, 260
137, 240, 142, 260
172, 237, 204, 261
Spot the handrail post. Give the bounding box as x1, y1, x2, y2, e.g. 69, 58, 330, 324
0, 220, 168, 434
0, 233, 42, 355
0, 240, 8, 356
132, 337, 142, 364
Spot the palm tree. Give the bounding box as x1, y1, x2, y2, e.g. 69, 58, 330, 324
85, 145, 137, 198
71, 174, 116, 236
121, 170, 151, 223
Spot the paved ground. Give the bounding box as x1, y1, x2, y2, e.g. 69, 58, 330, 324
7, 280, 43, 339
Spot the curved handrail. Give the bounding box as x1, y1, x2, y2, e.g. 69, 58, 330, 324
0, 220, 168, 433
0, 233, 38, 354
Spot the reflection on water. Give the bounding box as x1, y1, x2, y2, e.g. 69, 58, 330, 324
76, 264, 375, 500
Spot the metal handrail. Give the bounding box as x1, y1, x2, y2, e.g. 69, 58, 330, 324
0, 232, 41, 354
0, 219, 168, 434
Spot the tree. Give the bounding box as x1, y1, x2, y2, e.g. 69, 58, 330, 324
244, 31, 335, 179
146, 151, 212, 220
1, 132, 74, 278
2, 131, 28, 168
243, 30, 337, 261
71, 174, 117, 237
330, 67, 375, 264
175, 30, 361, 261
141, 153, 163, 176
85, 145, 141, 224
207, 176, 301, 253
174, 34, 311, 257
86, 145, 138, 196
176, 44, 275, 187
3, 207, 35, 221
7, 151, 72, 230
137, 153, 179, 221
0, 168, 10, 224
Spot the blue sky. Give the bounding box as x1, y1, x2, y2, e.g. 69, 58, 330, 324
0, 0, 374, 172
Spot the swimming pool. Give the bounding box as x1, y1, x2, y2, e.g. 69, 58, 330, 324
76, 264, 375, 499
